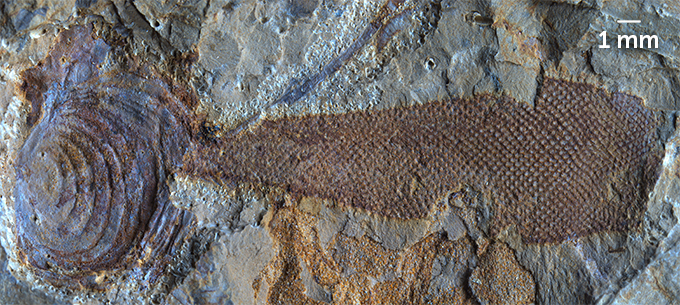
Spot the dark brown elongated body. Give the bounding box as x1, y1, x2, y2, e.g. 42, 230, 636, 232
189, 78, 661, 243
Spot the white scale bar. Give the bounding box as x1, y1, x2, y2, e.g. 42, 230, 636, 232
617, 20, 641, 23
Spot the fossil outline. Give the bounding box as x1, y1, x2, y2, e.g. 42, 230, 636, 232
11, 0, 663, 292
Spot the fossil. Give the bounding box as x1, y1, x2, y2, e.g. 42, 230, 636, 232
10, 0, 662, 294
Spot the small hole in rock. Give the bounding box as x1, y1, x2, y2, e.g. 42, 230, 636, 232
424, 57, 437, 71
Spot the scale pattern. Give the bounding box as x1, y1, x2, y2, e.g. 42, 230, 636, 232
200, 78, 661, 243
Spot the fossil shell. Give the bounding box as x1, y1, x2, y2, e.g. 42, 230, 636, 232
14, 22, 195, 290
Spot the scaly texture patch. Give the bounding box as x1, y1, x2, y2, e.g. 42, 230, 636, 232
190, 78, 662, 243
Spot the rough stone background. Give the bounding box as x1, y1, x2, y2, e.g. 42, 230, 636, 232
0, 0, 679, 304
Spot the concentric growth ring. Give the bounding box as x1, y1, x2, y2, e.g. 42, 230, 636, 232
12, 23, 197, 290
15, 80, 163, 283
